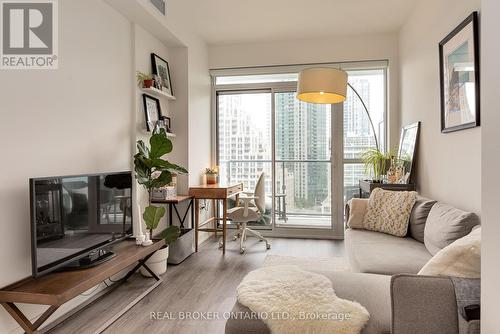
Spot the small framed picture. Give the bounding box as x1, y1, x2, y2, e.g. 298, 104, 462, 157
439, 12, 480, 133
142, 94, 162, 132
151, 53, 173, 96
163, 116, 172, 133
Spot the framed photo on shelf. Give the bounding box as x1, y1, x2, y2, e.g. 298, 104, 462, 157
151, 53, 173, 96
162, 116, 172, 133
142, 94, 162, 132
439, 11, 480, 133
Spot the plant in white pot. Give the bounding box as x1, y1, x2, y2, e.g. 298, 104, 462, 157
134, 127, 187, 276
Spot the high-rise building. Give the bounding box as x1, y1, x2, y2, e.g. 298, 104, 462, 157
275, 92, 330, 212
217, 94, 272, 192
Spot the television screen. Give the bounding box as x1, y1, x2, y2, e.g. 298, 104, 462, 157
30, 171, 133, 276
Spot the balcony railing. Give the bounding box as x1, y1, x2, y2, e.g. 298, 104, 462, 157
219, 159, 332, 225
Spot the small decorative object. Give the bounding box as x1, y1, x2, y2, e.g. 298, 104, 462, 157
142, 232, 153, 246
142, 94, 162, 132
171, 173, 178, 190
163, 116, 172, 133
136, 71, 154, 88
151, 187, 168, 200
165, 186, 176, 199
204, 167, 219, 185
151, 53, 173, 96
386, 157, 406, 184
439, 12, 479, 133
136, 233, 145, 245
153, 74, 162, 91
155, 118, 166, 133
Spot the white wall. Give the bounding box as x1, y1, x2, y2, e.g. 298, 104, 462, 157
398, 0, 481, 213
0, 0, 133, 331
209, 33, 401, 147
0, 0, 212, 331
480, 0, 500, 330
133, 24, 192, 234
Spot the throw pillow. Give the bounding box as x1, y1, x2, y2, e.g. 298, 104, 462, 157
362, 188, 417, 237
347, 198, 368, 229
408, 196, 437, 242
418, 227, 480, 278
424, 203, 480, 255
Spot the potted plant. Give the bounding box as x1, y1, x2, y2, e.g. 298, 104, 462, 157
361, 148, 392, 183
204, 167, 218, 185
134, 127, 187, 276
136, 71, 155, 88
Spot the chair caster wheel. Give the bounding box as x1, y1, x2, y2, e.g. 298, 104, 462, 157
266, 244, 271, 250
240, 248, 246, 254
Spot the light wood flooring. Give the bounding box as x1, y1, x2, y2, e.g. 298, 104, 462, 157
49, 237, 345, 334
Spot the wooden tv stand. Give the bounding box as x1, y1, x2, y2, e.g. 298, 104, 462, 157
0, 239, 165, 334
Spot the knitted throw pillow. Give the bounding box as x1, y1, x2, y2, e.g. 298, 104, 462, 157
363, 188, 417, 237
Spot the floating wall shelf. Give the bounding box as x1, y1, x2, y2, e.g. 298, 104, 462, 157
142, 129, 176, 138
141, 87, 176, 100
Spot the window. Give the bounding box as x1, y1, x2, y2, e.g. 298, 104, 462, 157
213, 62, 387, 235
343, 69, 386, 204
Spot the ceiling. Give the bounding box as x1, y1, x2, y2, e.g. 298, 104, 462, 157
167, 0, 418, 45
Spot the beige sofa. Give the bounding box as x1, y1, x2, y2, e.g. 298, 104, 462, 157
225, 196, 480, 334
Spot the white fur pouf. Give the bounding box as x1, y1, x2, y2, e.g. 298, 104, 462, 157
237, 265, 369, 334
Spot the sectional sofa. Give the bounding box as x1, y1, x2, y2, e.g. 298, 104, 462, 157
225, 196, 480, 334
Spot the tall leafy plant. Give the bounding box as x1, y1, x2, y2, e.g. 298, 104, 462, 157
134, 127, 187, 241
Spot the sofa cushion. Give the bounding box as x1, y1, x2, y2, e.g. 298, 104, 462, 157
363, 188, 417, 237
408, 196, 437, 242
345, 228, 432, 275
419, 226, 481, 278
424, 203, 480, 255
347, 198, 369, 229
225, 271, 391, 334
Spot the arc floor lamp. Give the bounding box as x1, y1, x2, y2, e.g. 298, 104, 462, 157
296, 67, 380, 151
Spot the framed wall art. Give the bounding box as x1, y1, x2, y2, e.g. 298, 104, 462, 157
142, 94, 162, 132
439, 12, 480, 133
151, 53, 173, 96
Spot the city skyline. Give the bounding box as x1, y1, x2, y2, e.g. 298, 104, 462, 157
217, 71, 384, 222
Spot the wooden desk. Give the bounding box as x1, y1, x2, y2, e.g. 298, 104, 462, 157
0, 240, 164, 334
189, 183, 243, 253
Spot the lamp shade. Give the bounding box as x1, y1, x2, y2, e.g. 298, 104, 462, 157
297, 68, 348, 104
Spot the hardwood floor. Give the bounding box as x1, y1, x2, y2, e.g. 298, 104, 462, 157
49, 237, 345, 334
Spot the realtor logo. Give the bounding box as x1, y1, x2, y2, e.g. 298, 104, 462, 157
1, 0, 58, 69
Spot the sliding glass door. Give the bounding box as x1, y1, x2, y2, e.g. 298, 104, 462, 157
274, 92, 332, 227
217, 91, 273, 227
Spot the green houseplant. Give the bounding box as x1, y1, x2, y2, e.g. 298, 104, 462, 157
134, 127, 187, 241
136, 71, 154, 88
361, 148, 393, 182
134, 127, 187, 276
204, 167, 218, 185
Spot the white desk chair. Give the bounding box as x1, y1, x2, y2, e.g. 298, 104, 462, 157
226, 172, 271, 254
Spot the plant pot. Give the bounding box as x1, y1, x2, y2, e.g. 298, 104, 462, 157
140, 245, 168, 277
206, 174, 218, 185
143, 79, 154, 88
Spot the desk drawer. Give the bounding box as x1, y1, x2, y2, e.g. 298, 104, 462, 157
227, 184, 243, 197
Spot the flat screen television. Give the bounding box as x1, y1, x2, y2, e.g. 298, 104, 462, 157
30, 171, 133, 277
